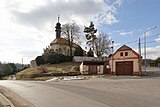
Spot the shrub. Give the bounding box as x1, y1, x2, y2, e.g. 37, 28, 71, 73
47, 53, 73, 64
47, 53, 62, 64
35, 56, 45, 66
0, 64, 13, 76
74, 47, 84, 56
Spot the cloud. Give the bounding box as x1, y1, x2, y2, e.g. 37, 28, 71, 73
119, 31, 133, 36
7, 0, 123, 28
0, 0, 124, 63
140, 46, 160, 59
155, 37, 160, 42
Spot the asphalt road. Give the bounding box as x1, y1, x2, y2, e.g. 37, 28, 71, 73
0, 77, 160, 107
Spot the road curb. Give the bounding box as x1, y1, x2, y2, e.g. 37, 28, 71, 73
0, 93, 15, 107
0, 86, 35, 107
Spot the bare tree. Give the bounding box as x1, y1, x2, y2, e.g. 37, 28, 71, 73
95, 32, 111, 58
62, 21, 80, 56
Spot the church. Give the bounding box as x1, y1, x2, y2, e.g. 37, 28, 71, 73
48, 17, 83, 56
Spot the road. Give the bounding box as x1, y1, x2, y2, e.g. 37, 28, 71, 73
0, 77, 160, 107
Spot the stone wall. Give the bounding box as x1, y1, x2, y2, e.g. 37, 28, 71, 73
30, 60, 37, 67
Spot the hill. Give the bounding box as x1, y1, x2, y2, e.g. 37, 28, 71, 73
16, 62, 81, 80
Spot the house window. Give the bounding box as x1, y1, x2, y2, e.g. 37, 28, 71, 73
106, 65, 109, 69
125, 52, 128, 56
120, 52, 123, 56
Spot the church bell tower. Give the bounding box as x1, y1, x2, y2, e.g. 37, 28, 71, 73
55, 16, 61, 38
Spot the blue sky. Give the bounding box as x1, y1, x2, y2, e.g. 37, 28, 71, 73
98, 0, 160, 58
0, 0, 159, 64
99, 0, 160, 47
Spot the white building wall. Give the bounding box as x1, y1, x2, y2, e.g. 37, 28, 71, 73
110, 50, 139, 74
51, 44, 76, 56
79, 62, 84, 74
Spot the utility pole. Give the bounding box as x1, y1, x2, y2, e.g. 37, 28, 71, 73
138, 38, 142, 75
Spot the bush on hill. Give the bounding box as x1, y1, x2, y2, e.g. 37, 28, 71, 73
47, 53, 73, 64
35, 56, 45, 66
35, 53, 73, 66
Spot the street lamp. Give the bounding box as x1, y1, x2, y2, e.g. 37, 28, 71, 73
111, 41, 114, 74
144, 26, 157, 75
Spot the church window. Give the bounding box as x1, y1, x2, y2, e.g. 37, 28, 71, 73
55, 49, 58, 53
59, 48, 62, 54
67, 49, 70, 55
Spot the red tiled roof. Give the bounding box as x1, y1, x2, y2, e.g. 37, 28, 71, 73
117, 45, 132, 51
50, 37, 68, 45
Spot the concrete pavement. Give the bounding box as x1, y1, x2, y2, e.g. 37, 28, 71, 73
0, 84, 35, 107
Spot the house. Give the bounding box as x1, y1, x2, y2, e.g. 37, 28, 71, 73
80, 61, 110, 75
109, 45, 141, 75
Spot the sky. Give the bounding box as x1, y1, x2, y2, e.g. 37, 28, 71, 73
0, 0, 159, 64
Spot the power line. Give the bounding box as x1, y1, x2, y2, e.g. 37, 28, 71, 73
141, 33, 160, 40
141, 40, 160, 44
122, 33, 160, 45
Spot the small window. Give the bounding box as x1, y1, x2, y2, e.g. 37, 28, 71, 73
120, 52, 123, 56
106, 65, 110, 69
125, 52, 128, 56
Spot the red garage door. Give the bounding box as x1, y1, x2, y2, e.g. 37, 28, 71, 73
116, 61, 133, 75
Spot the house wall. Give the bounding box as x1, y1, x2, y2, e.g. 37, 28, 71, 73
79, 62, 84, 74
97, 65, 104, 74
80, 64, 104, 75
110, 50, 140, 75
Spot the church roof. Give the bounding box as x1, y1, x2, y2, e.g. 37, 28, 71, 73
50, 37, 68, 45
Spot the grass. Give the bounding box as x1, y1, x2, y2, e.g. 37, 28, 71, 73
16, 62, 81, 80
17, 67, 42, 75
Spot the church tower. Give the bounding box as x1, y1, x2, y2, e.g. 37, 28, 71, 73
55, 16, 61, 38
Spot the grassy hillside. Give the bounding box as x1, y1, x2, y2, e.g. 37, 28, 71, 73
16, 62, 81, 80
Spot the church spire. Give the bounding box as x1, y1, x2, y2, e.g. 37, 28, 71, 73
58, 14, 60, 23
55, 15, 61, 39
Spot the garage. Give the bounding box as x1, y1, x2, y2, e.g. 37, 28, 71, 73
116, 61, 133, 75
109, 45, 141, 75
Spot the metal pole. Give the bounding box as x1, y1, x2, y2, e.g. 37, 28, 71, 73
144, 26, 156, 75
111, 41, 114, 74
144, 32, 146, 75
